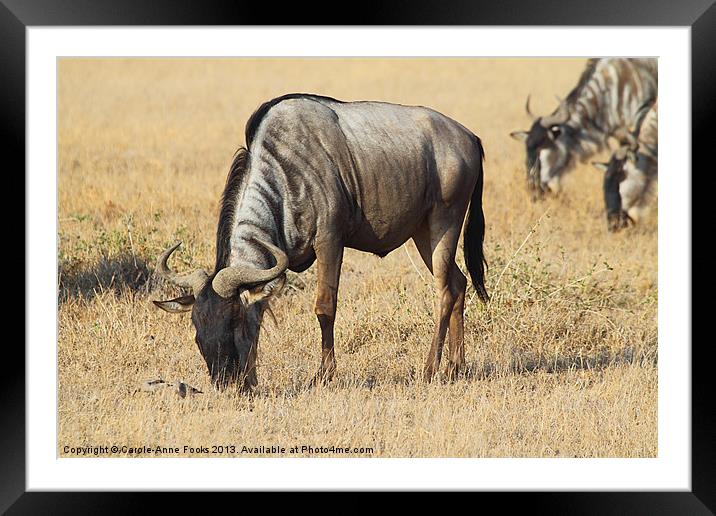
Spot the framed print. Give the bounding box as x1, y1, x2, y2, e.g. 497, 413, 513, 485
6, 0, 713, 510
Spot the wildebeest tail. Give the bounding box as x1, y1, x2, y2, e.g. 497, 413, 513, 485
464, 137, 489, 303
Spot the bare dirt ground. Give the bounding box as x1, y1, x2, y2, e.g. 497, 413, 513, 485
58, 58, 657, 457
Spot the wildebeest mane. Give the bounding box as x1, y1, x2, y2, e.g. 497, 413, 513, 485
563, 58, 599, 106
632, 97, 657, 137
215, 147, 249, 271
244, 93, 343, 147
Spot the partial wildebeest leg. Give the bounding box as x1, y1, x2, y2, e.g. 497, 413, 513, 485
310, 243, 344, 386
413, 221, 463, 382
445, 263, 467, 381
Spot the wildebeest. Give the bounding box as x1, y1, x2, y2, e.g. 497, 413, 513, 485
593, 98, 658, 231
153, 94, 488, 391
510, 58, 657, 198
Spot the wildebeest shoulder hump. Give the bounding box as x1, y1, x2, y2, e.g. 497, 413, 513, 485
244, 93, 344, 147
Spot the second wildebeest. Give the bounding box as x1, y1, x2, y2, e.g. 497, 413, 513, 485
593, 98, 658, 231
154, 94, 488, 391
510, 58, 657, 198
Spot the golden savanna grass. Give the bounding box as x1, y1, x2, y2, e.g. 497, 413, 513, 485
58, 58, 657, 458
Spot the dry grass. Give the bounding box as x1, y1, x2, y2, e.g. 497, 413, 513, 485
58, 58, 657, 458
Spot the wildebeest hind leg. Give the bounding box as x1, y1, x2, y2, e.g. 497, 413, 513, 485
414, 223, 461, 382
445, 263, 467, 381
309, 243, 344, 387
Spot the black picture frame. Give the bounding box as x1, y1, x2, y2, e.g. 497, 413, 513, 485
6, 0, 711, 511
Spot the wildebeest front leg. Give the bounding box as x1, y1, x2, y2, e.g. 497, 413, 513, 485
310, 244, 344, 386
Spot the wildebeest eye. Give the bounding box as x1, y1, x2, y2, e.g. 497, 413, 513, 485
549, 125, 561, 139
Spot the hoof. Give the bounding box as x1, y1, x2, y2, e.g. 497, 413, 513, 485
444, 362, 462, 382
308, 367, 335, 388
423, 365, 437, 383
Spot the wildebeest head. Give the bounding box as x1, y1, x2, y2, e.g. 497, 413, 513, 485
592, 139, 638, 232
153, 241, 287, 391
510, 97, 576, 199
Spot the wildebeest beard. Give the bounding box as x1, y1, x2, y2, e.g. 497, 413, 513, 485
190, 282, 264, 391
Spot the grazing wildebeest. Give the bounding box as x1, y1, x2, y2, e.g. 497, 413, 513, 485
510, 58, 657, 198
153, 94, 488, 392
593, 98, 658, 231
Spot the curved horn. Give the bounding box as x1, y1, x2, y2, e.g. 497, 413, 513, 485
212, 239, 289, 298
525, 95, 536, 121
156, 242, 209, 293
541, 99, 570, 127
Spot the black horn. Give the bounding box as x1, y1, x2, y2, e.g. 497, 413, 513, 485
540, 99, 570, 128
156, 242, 209, 293
525, 94, 536, 120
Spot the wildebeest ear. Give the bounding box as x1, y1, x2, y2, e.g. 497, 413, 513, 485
153, 295, 195, 313
239, 274, 286, 306
591, 161, 609, 172
510, 130, 529, 142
